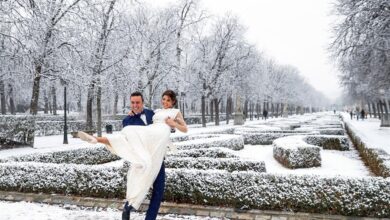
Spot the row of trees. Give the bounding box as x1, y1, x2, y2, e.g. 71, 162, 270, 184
330, 0, 390, 116
0, 0, 330, 132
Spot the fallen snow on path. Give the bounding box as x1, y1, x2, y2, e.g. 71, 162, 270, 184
0, 201, 217, 220
342, 112, 390, 154
235, 144, 372, 177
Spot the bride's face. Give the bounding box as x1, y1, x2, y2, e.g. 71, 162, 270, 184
162, 95, 174, 109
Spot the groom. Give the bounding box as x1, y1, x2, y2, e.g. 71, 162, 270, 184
121, 91, 165, 220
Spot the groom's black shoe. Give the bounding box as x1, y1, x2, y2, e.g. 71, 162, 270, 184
122, 201, 134, 220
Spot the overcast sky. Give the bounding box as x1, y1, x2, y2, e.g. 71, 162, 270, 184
143, 0, 342, 102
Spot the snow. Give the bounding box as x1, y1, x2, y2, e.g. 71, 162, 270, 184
0, 201, 217, 220
342, 112, 390, 154
0, 112, 374, 177
235, 144, 372, 177
0, 112, 385, 218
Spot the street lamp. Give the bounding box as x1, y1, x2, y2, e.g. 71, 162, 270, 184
61, 79, 68, 144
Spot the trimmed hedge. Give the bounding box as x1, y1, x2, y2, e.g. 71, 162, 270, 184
273, 135, 321, 169
174, 134, 244, 150
234, 127, 315, 145
168, 147, 238, 158
0, 162, 126, 198
0, 146, 119, 165
344, 119, 390, 178
165, 157, 266, 172
0, 162, 389, 217
165, 169, 390, 218
0, 115, 35, 149
34, 120, 123, 136
304, 135, 350, 151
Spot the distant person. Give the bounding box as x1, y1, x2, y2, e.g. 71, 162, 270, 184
361, 109, 365, 121
350, 110, 353, 120
262, 109, 268, 120
334, 109, 336, 114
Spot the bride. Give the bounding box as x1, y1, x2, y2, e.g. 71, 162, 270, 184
78, 90, 188, 210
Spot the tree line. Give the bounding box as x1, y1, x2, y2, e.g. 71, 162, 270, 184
0, 0, 330, 132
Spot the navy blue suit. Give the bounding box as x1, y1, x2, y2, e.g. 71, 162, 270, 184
122, 108, 165, 220
122, 108, 154, 126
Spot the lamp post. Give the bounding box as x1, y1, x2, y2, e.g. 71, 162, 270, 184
62, 80, 68, 144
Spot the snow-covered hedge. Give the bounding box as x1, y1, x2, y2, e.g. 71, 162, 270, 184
34, 120, 123, 136
344, 122, 390, 177
273, 135, 321, 169
165, 169, 390, 218
174, 134, 244, 150
317, 128, 345, 135
1, 162, 389, 217
0, 146, 119, 165
0, 162, 125, 198
0, 115, 35, 149
304, 135, 349, 151
168, 147, 238, 158
165, 157, 266, 172
234, 128, 314, 145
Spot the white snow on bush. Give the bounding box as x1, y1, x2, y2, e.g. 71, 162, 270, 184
165, 157, 266, 172
273, 135, 321, 169
0, 145, 119, 165
168, 147, 238, 158
174, 134, 244, 150
165, 169, 390, 218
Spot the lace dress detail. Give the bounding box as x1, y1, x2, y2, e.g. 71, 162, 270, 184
105, 108, 179, 209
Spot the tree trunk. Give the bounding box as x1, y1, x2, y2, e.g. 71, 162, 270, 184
86, 82, 95, 130
226, 96, 232, 124
372, 102, 377, 118
367, 101, 372, 118
214, 98, 220, 126
377, 101, 383, 119
210, 99, 214, 122
201, 95, 206, 127
97, 82, 102, 137
123, 95, 126, 114
77, 90, 82, 112
383, 99, 389, 114
249, 101, 253, 120
0, 79, 6, 114
113, 91, 118, 116
44, 90, 49, 114
30, 64, 42, 115
51, 86, 57, 115
8, 84, 15, 115
275, 103, 279, 118
244, 99, 248, 119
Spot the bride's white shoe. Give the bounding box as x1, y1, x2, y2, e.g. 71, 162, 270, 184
77, 131, 98, 144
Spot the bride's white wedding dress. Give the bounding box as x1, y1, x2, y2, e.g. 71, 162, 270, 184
105, 108, 179, 209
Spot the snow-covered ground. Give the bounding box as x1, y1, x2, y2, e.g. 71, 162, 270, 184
0, 201, 217, 220
0, 112, 373, 177
2, 111, 388, 219
236, 144, 371, 177
342, 112, 390, 154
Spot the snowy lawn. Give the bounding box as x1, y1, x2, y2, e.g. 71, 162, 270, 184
0, 201, 216, 220
235, 144, 372, 177
342, 112, 390, 154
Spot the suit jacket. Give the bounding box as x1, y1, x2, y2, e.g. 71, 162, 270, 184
122, 108, 154, 127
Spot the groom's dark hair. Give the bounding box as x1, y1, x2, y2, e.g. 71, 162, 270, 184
130, 91, 144, 102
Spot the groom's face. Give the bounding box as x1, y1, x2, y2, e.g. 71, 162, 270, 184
130, 96, 144, 114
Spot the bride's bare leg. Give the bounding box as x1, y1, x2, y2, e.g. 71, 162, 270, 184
96, 137, 111, 147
